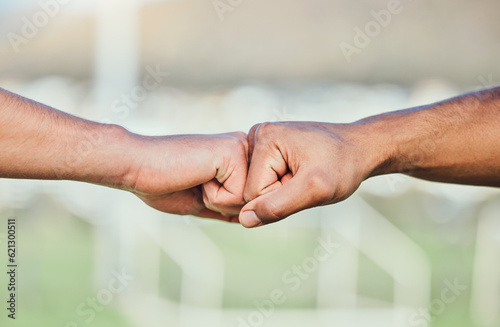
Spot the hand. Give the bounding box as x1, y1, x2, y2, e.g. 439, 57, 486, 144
125, 132, 248, 222
239, 122, 383, 228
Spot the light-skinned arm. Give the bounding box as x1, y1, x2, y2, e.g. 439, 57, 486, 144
0, 88, 248, 221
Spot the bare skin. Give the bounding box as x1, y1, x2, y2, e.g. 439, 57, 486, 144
2, 87, 500, 228
240, 87, 500, 228
0, 88, 247, 221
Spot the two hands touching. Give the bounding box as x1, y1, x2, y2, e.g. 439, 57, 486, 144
1, 87, 369, 228
128, 87, 500, 226
2, 87, 500, 226
130, 122, 368, 228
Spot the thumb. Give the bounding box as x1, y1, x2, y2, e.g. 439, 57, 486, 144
239, 170, 331, 228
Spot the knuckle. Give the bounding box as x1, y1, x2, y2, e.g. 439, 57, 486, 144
204, 197, 224, 214
215, 195, 244, 208
251, 123, 282, 154
232, 131, 247, 140
203, 193, 215, 208
202, 200, 216, 214
243, 187, 257, 203
228, 134, 248, 157
236, 137, 249, 156
254, 122, 279, 140
202, 185, 219, 208
248, 123, 261, 136
229, 193, 246, 206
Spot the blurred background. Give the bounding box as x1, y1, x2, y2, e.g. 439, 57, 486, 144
0, 0, 500, 326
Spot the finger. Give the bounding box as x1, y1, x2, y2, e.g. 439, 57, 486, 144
243, 134, 288, 203
205, 157, 247, 206
157, 133, 247, 195
196, 208, 240, 222
281, 172, 293, 185
203, 132, 248, 213
216, 154, 248, 204
228, 131, 248, 141
137, 188, 232, 222
239, 170, 332, 228
247, 123, 262, 164
202, 181, 244, 215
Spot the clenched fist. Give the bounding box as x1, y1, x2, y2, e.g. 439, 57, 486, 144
238, 87, 500, 227
126, 132, 249, 221
239, 122, 382, 227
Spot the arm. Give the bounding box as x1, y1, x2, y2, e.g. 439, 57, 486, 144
0, 88, 248, 221
240, 87, 500, 228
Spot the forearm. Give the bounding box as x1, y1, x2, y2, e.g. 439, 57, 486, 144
0, 88, 134, 189
356, 87, 500, 186
239, 87, 500, 227
0, 88, 247, 220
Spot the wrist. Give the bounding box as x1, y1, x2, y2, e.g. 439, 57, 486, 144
351, 107, 438, 178
323, 121, 393, 180
64, 122, 138, 190
115, 133, 227, 196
